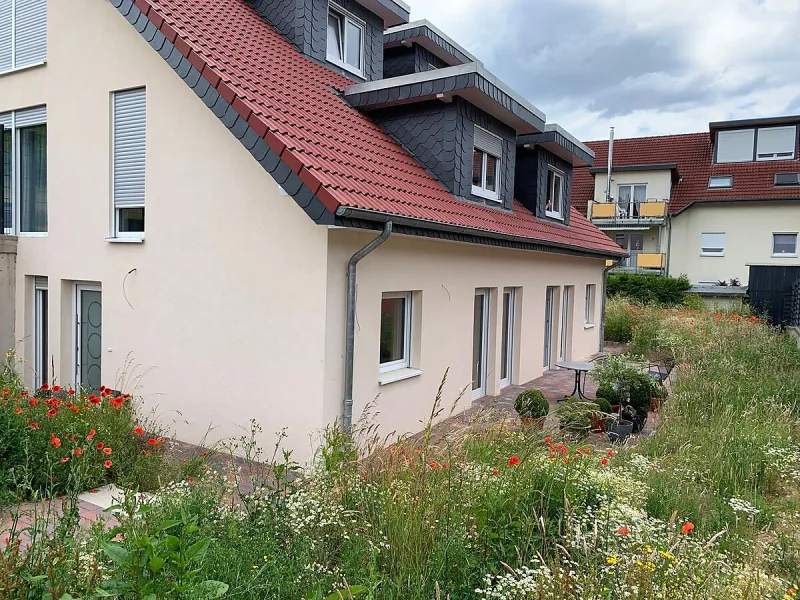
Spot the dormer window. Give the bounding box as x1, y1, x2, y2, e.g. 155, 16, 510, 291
327, 4, 364, 76
715, 125, 797, 163
472, 126, 502, 202
546, 167, 564, 219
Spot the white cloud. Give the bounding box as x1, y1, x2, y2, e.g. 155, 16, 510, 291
406, 0, 800, 140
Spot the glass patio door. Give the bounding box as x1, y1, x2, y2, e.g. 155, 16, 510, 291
544, 287, 556, 369
500, 289, 515, 388
559, 286, 573, 362
472, 289, 490, 400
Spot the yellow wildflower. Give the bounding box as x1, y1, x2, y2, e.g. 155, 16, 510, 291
607, 555, 618, 565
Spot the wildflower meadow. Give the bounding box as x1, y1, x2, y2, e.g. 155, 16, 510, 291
1, 299, 799, 599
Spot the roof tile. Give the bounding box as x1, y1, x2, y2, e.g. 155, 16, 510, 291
136, 0, 624, 256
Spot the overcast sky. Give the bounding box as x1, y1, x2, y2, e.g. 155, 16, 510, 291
409, 0, 800, 142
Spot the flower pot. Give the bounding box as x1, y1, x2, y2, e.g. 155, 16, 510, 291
606, 419, 634, 443
520, 416, 546, 430
650, 398, 663, 412
590, 417, 606, 432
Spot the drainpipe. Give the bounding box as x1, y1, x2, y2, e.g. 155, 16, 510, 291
599, 258, 623, 353
343, 222, 393, 431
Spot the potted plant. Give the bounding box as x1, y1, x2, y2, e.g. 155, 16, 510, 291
606, 412, 634, 443
591, 397, 613, 432
597, 383, 622, 414
556, 398, 594, 439
514, 389, 549, 429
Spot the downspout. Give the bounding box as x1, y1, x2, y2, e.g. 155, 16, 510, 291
343, 221, 393, 432
599, 258, 623, 353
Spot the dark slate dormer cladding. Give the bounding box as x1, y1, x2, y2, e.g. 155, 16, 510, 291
247, 0, 384, 81
515, 146, 573, 226
384, 45, 448, 78
372, 97, 516, 210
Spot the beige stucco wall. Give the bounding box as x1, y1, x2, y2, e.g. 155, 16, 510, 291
669, 202, 800, 284
323, 230, 605, 438
3, 0, 330, 458
592, 171, 672, 206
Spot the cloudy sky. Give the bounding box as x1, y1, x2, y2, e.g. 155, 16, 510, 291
410, 0, 800, 142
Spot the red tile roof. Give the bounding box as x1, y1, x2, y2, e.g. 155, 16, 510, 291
573, 133, 800, 215
125, 0, 625, 257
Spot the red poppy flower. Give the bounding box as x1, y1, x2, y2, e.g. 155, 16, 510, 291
544, 436, 551, 443
51, 436, 61, 448
508, 456, 520, 467
428, 461, 439, 469
40, 383, 49, 391
46, 408, 57, 418
60, 456, 69, 463
188, 477, 195, 484
104, 459, 113, 469
681, 522, 694, 535
87, 429, 96, 440
99, 386, 106, 393
14, 407, 22, 414
74, 447, 83, 457
52, 385, 61, 393
563, 459, 570, 465
601, 458, 609, 466
147, 438, 158, 446
492, 469, 499, 476
96, 442, 104, 450
442, 463, 450, 470
133, 427, 144, 435
88, 395, 101, 405
30, 422, 38, 430
68, 388, 75, 395
28, 398, 38, 407
549, 453, 556, 460
103, 447, 112, 455
616, 526, 630, 536
607, 449, 615, 458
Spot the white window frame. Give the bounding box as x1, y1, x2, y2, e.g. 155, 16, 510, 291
584, 284, 596, 326
379, 292, 412, 374
326, 3, 365, 77
715, 129, 755, 164
499, 288, 515, 389
472, 127, 502, 202
772, 232, 798, 257
0, 0, 47, 75
1, 106, 47, 236
546, 167, 564, 219
33, 276, 48, 388
701, 232, 726, 257
756, 126, 797, 162
708, 175, 733, 188
111, 88, 146, 241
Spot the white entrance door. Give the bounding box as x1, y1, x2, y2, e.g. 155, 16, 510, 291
500, 289, 515, 388
75, 285, 102, 389
472, 289, 490, 400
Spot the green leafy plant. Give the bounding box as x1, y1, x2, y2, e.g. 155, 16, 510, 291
594, 397, 613, 414
607, 273, 691, 305
513, 389, 549, 419
100, 492, 228, 599
555, 398, 594, 436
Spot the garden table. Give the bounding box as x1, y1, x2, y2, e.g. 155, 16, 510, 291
555, 361, 594, 401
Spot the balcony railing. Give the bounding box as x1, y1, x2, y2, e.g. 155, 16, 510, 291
609, 252, 666, 273
591, 199, 667, 225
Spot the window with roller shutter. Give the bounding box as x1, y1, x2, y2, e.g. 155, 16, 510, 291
472, 126, 502, 202
112, 88, 146, 237
0, 0, 46, 74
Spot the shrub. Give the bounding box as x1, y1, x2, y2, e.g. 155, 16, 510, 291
607, 273, 691, 305
604, 300, 636, 343
555, 398, 593, 436
596, 383, 622, 406
514, 389, 549, 419
594, 397, 613, 414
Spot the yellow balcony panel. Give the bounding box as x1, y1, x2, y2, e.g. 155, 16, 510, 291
638, 202, 667, 218
637, 253, 665, 269
592, 203, 617, 218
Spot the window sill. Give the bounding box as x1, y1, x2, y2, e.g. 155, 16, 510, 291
326, 55, 364, 79
471, 186, 500, 202
700, 253, 724, 257
105, 236, 145, 244
772, 254, 798, 258
17, 232, 48, 238
0, 61, 46, 79
584, 323, 595, 330
545, 211, 564, 221
378, 368, 423, 386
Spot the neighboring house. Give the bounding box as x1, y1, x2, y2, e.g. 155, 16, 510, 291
0, 0, 624, 458
573, 117, 800, 291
